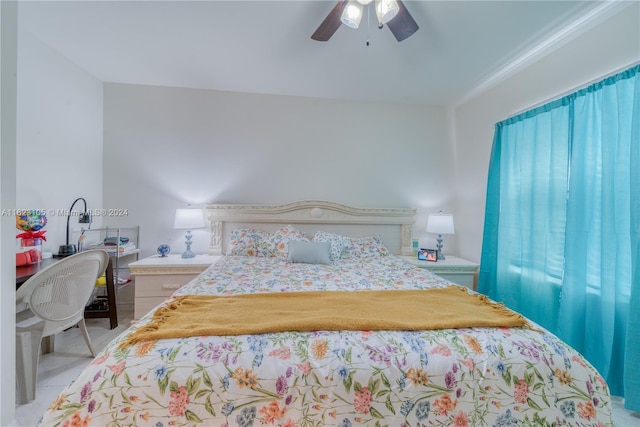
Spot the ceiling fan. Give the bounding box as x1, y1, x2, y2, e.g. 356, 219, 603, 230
311, 0, 419, 42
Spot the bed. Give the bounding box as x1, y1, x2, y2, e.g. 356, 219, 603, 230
36, 201, 612, 426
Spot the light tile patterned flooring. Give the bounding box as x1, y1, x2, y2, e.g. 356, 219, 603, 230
14, 285, 640, 426
15, 285, 136, 427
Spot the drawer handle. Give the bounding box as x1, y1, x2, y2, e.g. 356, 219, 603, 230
162, 284, 182, 290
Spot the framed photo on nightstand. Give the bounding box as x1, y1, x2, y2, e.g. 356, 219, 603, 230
418, 248, 438, 262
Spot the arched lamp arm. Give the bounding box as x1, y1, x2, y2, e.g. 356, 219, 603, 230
66, 197, 89, 245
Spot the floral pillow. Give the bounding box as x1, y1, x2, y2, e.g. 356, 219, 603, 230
312, 231, 350, 262
341, 235, 390, 259
269, 225, 309, 258
226, 228, 273, 257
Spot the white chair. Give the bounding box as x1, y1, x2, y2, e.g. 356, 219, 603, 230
15, 249, 109, 404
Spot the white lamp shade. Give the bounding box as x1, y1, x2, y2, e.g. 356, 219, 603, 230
341, 1, 363, 29
375, 0, 399, 24
173, 208, 205, 230
426, 213, 455, 235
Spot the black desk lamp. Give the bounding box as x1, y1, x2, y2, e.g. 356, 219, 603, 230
57, 197, 91, 257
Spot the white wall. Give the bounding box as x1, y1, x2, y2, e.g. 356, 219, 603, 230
103, 84, 456, 257
1, 2, 19, 423
453, 3, 640, 263
0, 23, 103, 424
16, 29, 104, 253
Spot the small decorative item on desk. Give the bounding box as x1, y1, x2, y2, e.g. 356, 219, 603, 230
157, 244, 171, 257
16, 210, 47, 265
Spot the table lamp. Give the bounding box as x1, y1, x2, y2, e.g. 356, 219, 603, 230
57, 197, 92, 257
173, 206, 205, 258
426, 211, 455, 261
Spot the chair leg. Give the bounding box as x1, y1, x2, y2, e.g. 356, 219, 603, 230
77, 318, 96, 357
16, 329, 43, 404
41, 335, 55, 354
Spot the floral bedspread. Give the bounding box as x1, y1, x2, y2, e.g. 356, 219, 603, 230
38, 256, 612, 427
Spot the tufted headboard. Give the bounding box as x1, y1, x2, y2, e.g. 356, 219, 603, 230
205, 200, 416, 256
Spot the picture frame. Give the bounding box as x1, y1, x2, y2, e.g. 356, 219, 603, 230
417, 248, 438, 262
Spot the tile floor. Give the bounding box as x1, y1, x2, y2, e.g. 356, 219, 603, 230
14, 286, 640, 426
15, 285, 136, 427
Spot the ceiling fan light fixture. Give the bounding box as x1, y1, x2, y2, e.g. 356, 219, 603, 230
341, 1, 364, 29
375, 0, 399, 24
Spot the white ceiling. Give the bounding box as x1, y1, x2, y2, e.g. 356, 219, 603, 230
18, 1, 619, 106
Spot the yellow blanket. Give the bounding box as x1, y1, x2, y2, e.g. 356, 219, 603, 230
121, 286, 530, 348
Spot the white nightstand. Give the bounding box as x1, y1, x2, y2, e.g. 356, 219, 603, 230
129, 254, 221, 320
401, 255, 479, 290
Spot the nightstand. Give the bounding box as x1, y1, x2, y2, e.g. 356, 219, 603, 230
129, 254, 221, 320
401, 255, 479, 290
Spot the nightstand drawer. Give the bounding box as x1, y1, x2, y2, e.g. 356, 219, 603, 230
434, 272, 475, 288
135, 274, 198, 297
401, 255, 479, 290
129, 254, 221, 321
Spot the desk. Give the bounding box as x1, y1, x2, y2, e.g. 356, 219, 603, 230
16, 256, 118, 329
16, 257, 59, 288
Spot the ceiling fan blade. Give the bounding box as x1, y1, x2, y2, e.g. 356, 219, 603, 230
386, 0, 419, 42
311, 0, 348, 41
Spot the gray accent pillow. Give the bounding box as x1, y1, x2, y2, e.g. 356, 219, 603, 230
287, 241, 331, 265
312, 231, 350, 261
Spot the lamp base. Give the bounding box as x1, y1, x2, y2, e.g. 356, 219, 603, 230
181, 230, 195, 258
57, 244, 77, 257
181, 249, 196, 259
435, 235, 445, 260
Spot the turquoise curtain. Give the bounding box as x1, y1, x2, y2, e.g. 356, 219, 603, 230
479, 64, 640, 410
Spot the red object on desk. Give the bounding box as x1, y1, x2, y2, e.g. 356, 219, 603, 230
16, 249, 42, 266
16, 252, 28, 266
